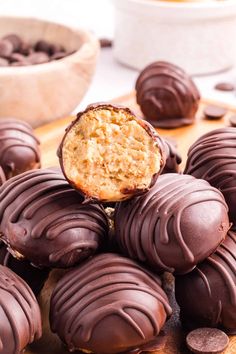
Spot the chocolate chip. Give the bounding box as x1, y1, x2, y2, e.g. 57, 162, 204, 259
27, 52, 50, 65
50, 43, 65, 55
204, 105, 227, 120
3, 34, 23, 52
20, 42, 33, 56
9, 53, 26, 63
99, 38, 113, 48
0, 39, 14, 57
186, 328, 229, 354
0, 57, 9, 66
215, 82, 235, 92
34, 40, 51, 54
229, 115, 236, 127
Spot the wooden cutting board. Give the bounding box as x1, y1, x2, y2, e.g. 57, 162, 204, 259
29, 92, 236, 354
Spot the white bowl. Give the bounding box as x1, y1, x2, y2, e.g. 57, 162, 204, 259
113, 0, 236, 75
0, 17, 99, 127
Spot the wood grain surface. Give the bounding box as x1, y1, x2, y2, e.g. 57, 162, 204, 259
28, 92, 236, 354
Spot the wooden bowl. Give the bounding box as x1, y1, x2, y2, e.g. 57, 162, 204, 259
0, 16, 99, 127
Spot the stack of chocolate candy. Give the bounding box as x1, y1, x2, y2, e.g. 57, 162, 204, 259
0, 98, 235, 354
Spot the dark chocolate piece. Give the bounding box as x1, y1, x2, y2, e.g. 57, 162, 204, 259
229, 115, 236, 127
34, 40, 51, 54
114, 173, 229, 274
184, 127, 236, 226
50, 253, 172, 354
214, 82, 235, 92
135, 61, 200, 128
100, 38, 113, 48
0, 265, 42, 353
0, 168, 109, 268
186, 328, 229, 354
9, 52, 27, 63
49, 43, 65, 55
3, 33, 23, 52
27, 51, 50, 65
175, 230, 236, 334
0, 39, 13, 57
204, 105, 227, 120
0, 118, 41, 179
162, 137, 182, 174
58, 103, 166, 202
0, 243, 49, 296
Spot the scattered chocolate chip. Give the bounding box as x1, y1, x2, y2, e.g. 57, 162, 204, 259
215, 82, 235, 92
99, 38, 113, 48
27, 52, 50, 65
0, 57, 9, 66
204, 105, 227, 120
0, 39, 14, 57
186, 328, 229, 354
3, 34, 23, 52
229, 115, 236, 127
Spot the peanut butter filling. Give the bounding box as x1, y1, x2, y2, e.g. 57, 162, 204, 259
62, 106, 162, 201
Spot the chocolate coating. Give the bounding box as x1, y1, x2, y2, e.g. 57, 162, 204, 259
135, 61, 200, 128
175, 231, 236, 334
184, 127, 236, 227
0, 265, 42, 354
114, 173, 229, 274
50, 253, 172, 354
162, 138, 182, 174
0, 118, 41, 179
0, 167, 5, 186
0, 168, 108, 268
0, 243, 49, 296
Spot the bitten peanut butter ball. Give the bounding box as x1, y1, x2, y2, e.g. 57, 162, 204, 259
50, 253, 172, 354
58, 103, 166, 202
115, 173, 230, 274
0, 265, 42, 354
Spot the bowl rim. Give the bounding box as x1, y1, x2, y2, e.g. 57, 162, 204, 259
0, 16, 98, 74
124, 0, 236, 9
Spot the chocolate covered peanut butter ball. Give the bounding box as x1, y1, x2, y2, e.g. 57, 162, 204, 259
58, 103, 166, 202
185, 127, 236, 227
0, 119, 40, 179
0, 168, 108, 268
136, 61, 200, 128
0, 265, 42, 354
115, 173, 229, 274
50, 253, 172, 354
176, 230, 236, 334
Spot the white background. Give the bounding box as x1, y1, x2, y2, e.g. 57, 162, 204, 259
1, 0, 236, 109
